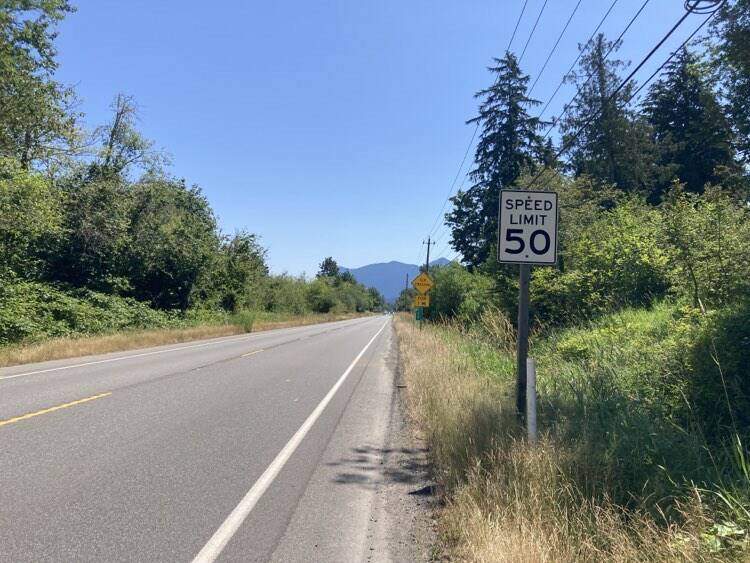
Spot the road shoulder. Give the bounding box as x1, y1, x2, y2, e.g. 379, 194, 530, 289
365, 336, 437, 562
269, 321, 436, 562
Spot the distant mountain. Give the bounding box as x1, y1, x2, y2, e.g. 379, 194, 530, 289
343, 258, 452, 303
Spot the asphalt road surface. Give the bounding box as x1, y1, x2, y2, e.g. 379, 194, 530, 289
0, 315, 418, 562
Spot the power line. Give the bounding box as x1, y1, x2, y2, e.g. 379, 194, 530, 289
440, 0, 720, 265
429, 0, 620, 260
525, 1, 722, 191
527, 0, 584, 97
425, 0, 531, 240
426, 0, 624, 261
537, 0, 652, 144
535, 0, 620, 121
629, 9, 716, 102
426, 127, 477, 238
507, 0, 530, 52
519, 0, 550, 63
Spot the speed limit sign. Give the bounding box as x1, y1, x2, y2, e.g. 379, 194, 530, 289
498, 189, 558, 265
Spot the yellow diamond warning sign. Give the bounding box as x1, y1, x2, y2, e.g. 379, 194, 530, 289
411, 272, 434, 294
413, 294, 430, 308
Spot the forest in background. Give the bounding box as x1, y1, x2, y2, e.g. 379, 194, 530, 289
0, 2, 384, 347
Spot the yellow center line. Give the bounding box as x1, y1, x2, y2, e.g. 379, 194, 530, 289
0, 392, 112, 428
241, 349, 264, 358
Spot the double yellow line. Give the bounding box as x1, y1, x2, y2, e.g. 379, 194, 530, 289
0, 392, 112, 428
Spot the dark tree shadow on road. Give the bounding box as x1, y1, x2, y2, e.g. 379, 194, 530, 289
326, 445, 435, 494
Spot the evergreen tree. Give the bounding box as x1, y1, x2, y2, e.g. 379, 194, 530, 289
560, 34, 657, 193
712, 0, 750, 163
645, 47, 739, 199
446, 52, 544, 267
317, 257, 340, 278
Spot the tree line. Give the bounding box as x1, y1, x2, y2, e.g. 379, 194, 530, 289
400, 1, 750, 453
422, 2, 750, 322
0, 2, 383, 345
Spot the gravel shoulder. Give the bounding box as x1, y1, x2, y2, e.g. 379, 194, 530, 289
268, 320, 437, 562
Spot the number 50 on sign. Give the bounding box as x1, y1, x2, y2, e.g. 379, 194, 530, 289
498, 189, 559, 265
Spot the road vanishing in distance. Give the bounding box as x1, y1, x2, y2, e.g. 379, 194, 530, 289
0, 316, 408, 562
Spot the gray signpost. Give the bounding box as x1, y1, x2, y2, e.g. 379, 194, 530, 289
498, 189, 559, 436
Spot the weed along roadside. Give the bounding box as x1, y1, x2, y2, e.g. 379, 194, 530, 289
394, 189, 750, 561
393, 307, 750, 561
0, 311, 371, 368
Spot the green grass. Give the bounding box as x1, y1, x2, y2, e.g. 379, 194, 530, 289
396, 301, 750, 561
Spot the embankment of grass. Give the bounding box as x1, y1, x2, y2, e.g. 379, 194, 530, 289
0, 311, 367, 367
394, 305, 750, 562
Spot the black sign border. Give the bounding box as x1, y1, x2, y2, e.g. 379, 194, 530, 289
497, 188, 559, 266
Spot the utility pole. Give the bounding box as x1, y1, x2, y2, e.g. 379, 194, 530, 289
423, 236, 435, 273
405, 273, 409, 291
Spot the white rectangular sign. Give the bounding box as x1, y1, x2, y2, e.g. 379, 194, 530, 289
498, 189, 558, 265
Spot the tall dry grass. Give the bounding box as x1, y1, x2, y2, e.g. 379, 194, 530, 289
394, 314, 722, 562
0, 311, 367, 367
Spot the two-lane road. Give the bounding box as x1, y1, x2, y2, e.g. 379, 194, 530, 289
0, 316, 407, 562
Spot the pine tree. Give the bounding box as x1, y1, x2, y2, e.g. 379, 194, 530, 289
712, 0, 750, 163
645, 47, 739, 199
317, 257, 340, 278
446, 52, 544, 267
560, 34, 657, 194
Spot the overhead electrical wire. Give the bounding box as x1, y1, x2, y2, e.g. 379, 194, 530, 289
507, 0, 530, 52
519, 0, 550, 63
425, 0, 621, 257
628, 11, 715, 102
525, 0, 726, 191
527, 0, 584, 97
423, 0, 719, 265
535, 0, 620, 120
424, 0, 531, 242
446, 0, 721, 264
537, 0, 653, 143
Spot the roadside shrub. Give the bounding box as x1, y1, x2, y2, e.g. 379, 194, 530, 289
677, 302, 750, 438
0, 158, 63, 279
662, 186, 750, 309
532, 199, 670, 324
229, 310, 255, 333
306, 278, 337, 313
429, 263, 494, 321
0, 281, 180, 345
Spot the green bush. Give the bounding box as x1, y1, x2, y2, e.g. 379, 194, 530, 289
662, 186, 750, 309
677, 302, 750, 437
529, 301, 750, 510
229, 310, 255, 333
0, 158, 63, 279
532, 198, 671, 324
0, 281, 180, 345
428, 263, 495, 321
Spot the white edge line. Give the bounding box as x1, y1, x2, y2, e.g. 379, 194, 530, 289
0, 317, 376, 382
191, 319, 390, 563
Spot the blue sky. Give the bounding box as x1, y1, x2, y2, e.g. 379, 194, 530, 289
55, 1, 705, 275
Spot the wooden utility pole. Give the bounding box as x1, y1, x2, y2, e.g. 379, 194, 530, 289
423, 236, 435, 273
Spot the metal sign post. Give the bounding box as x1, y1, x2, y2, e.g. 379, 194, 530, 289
526, 358, 537, 444
498, 189, 558, 428
517, 264, 530, 420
